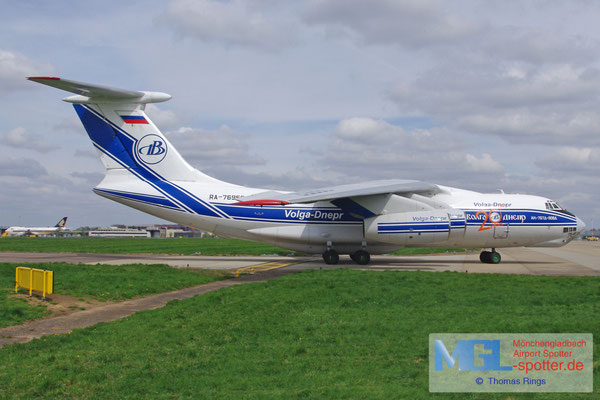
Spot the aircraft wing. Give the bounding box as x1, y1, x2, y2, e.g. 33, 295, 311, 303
239, 179, 440, 204
236, 180, 443, 219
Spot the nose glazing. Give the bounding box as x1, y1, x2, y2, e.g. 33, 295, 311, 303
576, 217, 586, 233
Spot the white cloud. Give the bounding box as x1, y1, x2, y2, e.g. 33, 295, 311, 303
161, 0, 297, 51
0, 157, 47, 178
334, 117, 401, 141
1, 127, 59, 153
0, 49, 49, 93
457, 111, 600, 145
53, 118, 85, 136
465, 153, 503, 173
387, 61, 600, 150
70, 171, 104, 186
319, 117, 504, 185
205, 165, 335, 191
390, 64, 600, 114
74, 148, 98, 159
303, 0, 479, 49
165, 125, 264, 169
145, 104, 179, 131
535, 146, 600, 174
482, 28, 598, 65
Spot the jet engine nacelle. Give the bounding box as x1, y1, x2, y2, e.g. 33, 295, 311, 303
364, 209, 465, 246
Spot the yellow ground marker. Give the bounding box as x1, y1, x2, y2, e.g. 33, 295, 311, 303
235, 261, 300, 277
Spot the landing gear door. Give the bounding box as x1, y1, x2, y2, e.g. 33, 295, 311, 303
447, 210, 466, 241
494, 224, 509, 239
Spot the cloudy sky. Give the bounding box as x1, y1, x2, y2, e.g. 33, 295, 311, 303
0, 0, 598, 229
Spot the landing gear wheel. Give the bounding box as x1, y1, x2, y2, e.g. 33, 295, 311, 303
490, 251, 501, 264
322, 249, 340, 265
479, 250, 501, 264
479, 251, 491, 263
350, 250, 370, 265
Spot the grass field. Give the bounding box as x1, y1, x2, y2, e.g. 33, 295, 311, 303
0, 262, 226, 328
0, 237, 301, 255
0, 285, 50, 328
0, 237, 474, 256
1, 269, 597, 399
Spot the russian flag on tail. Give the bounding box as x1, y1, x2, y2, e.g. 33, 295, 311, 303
121, 115, 149, 124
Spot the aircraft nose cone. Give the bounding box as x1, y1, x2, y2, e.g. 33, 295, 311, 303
576, 217, 586, 233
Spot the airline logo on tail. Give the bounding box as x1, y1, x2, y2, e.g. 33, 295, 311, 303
135, 134, 168, 164
56, 217, 68, 228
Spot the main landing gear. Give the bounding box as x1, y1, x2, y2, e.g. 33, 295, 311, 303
322, 249, 340, 265
480, 248, 501, 264
321, 249, 371, 265
350, 250, 370, 265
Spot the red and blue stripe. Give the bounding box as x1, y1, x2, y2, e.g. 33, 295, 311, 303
121, 115, 148, 124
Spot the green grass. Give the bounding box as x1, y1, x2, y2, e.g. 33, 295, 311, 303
0, 237, 475, 256
0, 237, 301, 255
0, 289, 50, 328
0, 262, 227, 327
0, 269, 597, 399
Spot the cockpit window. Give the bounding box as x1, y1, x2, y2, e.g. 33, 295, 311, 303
545, 200, 575, 216
545, 201, 562, 211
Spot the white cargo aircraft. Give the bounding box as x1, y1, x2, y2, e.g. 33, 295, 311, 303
2, 217, 68, 237
29, 77, 585, 265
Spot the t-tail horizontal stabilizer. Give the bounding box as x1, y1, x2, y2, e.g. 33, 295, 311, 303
27, 77, 171, 104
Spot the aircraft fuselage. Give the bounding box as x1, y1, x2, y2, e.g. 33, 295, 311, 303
94, 178, 584, 255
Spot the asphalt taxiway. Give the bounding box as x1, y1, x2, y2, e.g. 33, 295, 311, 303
0, 240, 597, 276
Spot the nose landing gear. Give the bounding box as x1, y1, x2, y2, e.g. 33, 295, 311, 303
480, 248, 501, 264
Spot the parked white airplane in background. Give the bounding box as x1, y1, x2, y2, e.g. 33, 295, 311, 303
2, 217, 68, 237
29, 77, 586, 265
